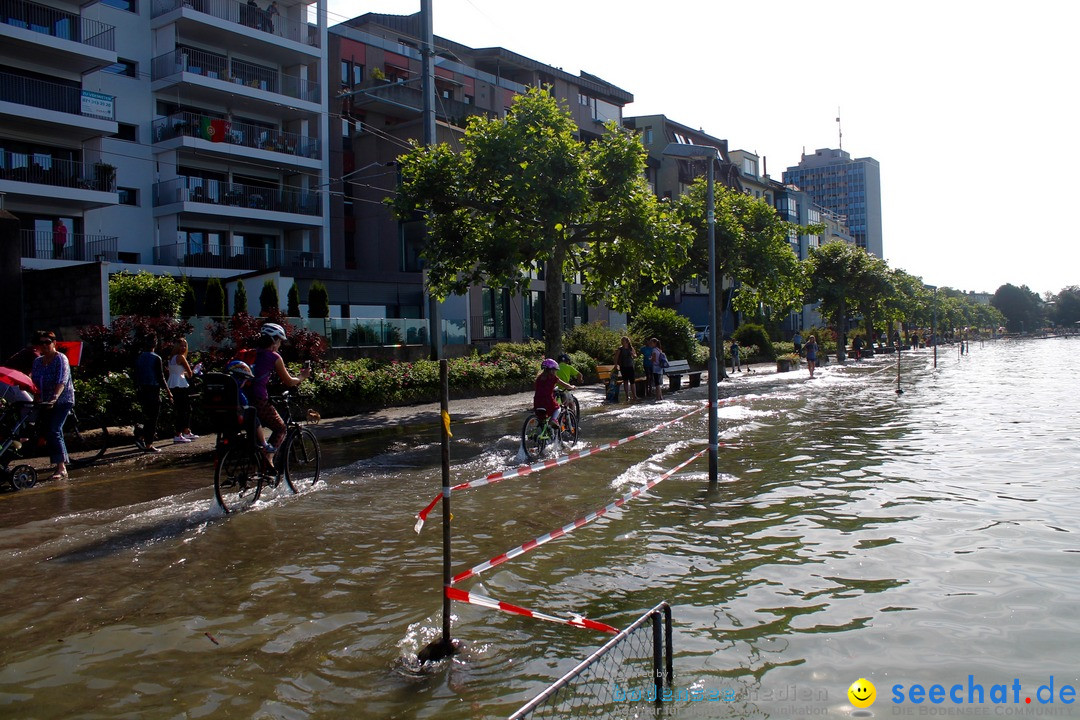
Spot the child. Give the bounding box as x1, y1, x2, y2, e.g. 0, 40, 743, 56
227, 360, 274, 468
534, 358, 575, 428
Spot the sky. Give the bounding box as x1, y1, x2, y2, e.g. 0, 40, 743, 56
325, 0, 1080, 297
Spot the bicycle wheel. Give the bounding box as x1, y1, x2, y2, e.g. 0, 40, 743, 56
283, 427, 321, 493
214, 447, 264, 513
64, 415, 109, 466
521, 414, 546, 462
558, 409, 578, 447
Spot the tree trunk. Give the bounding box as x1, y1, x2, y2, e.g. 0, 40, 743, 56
716, 283, 729, 378
836, 298, 848, 363
543, 251, 565, 359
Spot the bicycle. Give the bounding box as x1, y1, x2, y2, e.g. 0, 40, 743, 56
521, 400, 578, 463
212, 388, 321, 514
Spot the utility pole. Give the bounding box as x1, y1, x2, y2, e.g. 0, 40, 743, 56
421, 0, 441, 361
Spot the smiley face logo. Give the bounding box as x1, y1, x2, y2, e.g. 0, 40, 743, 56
848, 678, 876, 708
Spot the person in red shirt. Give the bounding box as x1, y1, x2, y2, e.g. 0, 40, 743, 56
533, 358, 575, 427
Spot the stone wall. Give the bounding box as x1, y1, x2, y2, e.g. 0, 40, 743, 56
22, 262, 107, 343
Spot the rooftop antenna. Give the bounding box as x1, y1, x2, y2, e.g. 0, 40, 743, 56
836, 106, 843, 151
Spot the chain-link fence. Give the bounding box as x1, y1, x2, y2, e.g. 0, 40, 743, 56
509, 602, 673, 720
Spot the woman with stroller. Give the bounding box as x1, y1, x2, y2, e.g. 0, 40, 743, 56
29, 331, 74, 480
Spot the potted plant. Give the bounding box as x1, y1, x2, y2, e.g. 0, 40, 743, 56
93, 162, 116, 191
776, 353, 801, 373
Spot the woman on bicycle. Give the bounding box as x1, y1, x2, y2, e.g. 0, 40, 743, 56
534, 358, 575, 427
29, 330, 74, 480
251, 322, 311, 451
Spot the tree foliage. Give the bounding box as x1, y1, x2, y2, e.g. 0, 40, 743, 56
991, 283, 1045, 333
233, 281, 248, 316
259, 279, 279, 315
109, 270, 185, 318
392, 86, 692, 356
179, 276, 196, 319
628, 305, 698, 363
308, 281, 330, 319
805, 241, 881, 357
204, 277, 226, 319
287, 283, 301, 317
1048, 286, 1080, 327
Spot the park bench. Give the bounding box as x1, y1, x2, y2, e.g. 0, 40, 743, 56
663, 359, 702, 391
596, 364, 616, 383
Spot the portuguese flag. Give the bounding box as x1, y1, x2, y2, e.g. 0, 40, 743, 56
199, 117, 229, 142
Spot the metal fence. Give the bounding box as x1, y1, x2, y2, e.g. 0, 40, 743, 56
509, 602, 673, 720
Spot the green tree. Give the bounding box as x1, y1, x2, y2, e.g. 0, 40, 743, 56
805, 241, 880, 360
991, 283, 1045, 333
204, 277, 226, 319
308, 281, 329, 319
628, 305, 697, 363
851, 253, 895, 344
109, 270, 185, 317
287, 282, 301, 317
179, 275, 197, 319
260, 279, 279, 315
1048, 286, 1080, 328
233, 281, 248, 316
392, 86, 691, 357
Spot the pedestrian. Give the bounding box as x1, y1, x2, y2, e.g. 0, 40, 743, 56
911, 331, 919, 349
29, 331, 74, 480
251, 322, 311, 451
134, 333, 172, 453
792, 330, 803, 356
613, 336, 637, 401
639, 338, 656, 396
730, 338, 741, 373
804, 334, 818, 379
168, 337, 198, 443
266, 0, 280, 33
52, 219, 67, 259
652, 339, 667, 401
852, 335, 863, 360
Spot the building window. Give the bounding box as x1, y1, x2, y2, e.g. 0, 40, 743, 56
117, 186, 138, 205
115, 123, 138, 142
400, 216, 425, 272
100, 0, 136, 11
523, 290, 544, 340
481, 287, 510, 339
103, 59, 137, 77
643, 128, 653, 145
464, 94, 473, 105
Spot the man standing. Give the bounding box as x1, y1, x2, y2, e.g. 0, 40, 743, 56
792, 330, 803, 357
52, 219, 67, 259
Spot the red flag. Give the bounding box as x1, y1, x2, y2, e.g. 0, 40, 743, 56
210, 118, 229, 142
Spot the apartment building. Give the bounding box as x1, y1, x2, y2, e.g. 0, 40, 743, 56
1, 0, 330, 333
329, 12, 633, 346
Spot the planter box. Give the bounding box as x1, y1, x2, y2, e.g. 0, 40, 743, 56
777, 358, 798, 373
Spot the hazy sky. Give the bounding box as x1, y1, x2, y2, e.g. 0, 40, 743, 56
326, 0, 1079, 297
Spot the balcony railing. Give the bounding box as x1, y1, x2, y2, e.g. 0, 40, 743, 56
153, 241, 322, 270
0, 152, 116, 192
0, 70, 116, 120
153, 176, 321, 216
150, 0, 318, 48
1, 0, 116, 50
153, 111, 319, 159
151, 48, 319, 103
20, 229, 119, 261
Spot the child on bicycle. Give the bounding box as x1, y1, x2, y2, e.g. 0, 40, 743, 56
534, 358, 575, 429
226, 360, 274, 469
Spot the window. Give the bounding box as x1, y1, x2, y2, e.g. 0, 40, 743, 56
353, 63, 363, 86
115, 123, 138, 142
440, 87, 452, 100
117, 186, 138, 205
341, 60, 363, 86
643, 128, 653, 145
523, 290, 544, 340
400, 216, 425, 272
103, 59, 137, 77
464, 94, 473, 105
100, 0, 136, 11
481, 287, 510, 339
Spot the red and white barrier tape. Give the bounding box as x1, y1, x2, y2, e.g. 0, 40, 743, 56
414, 398, 746, 533
452, 448, 708, 585
446, 586, 617, 634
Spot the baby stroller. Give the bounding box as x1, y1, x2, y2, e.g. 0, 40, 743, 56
0, 383, 40, 490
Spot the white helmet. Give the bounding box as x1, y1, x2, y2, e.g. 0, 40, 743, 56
260, 322, 286, 340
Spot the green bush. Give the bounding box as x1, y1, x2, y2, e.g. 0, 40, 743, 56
110, 270, 185, 318
734, 323, 775, 360
259, 280, 278, 314
563, 322, 623, 364
629, 306, 697, 364
805, 326, 837, 352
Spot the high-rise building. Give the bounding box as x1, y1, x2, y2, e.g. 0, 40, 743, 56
782, 148, 882, 258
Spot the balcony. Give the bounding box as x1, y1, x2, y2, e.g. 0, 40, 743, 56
0, 153, 117, 209
153, 241, 322, 270
351, 81, 483, 127
152, 111, 320, 163
0, 70, 117, 139
151, 47, 320, 113
153, 176, 321, 223
20, 229, 119, 261
151, 0, 319, 50
0, 0, 116, 72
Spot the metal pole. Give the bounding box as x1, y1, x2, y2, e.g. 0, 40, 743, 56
421, 0, 441, 361
706, 159, 719, 485
652, 611, 663, 700
932, 290, 938, 369
419, 359, 454, 662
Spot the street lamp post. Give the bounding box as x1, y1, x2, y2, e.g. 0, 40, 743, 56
663, 143, 720, 484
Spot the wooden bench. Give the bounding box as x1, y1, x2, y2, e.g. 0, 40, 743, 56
596, 364, 616, 383
663, 359, 703, 390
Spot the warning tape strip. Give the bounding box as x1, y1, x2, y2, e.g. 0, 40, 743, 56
446, 586, 618, 634
414, 397, 747, 533
451, 448, 708, 585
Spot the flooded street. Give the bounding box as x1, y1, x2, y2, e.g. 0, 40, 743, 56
2, 338, 1079, 719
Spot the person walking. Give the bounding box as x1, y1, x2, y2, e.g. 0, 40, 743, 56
804, 334, 819, 379
251, 322, 311, 451
168, 338, 197, 443
613, 336, 637, 401
652, 339, 668, 401
730, 338, 741, 373
134, 334, 172, 453
792, 331, 803, 357
639, 338, 656, 397
30, 331, 74, 480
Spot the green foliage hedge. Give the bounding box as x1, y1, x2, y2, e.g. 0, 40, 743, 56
629, 306, 698, 364
733, 323, 775, 360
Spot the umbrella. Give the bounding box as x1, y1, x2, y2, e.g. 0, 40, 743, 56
0, 367, 37, 395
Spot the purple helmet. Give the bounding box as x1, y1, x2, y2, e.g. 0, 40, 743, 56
541, 358, 559, 370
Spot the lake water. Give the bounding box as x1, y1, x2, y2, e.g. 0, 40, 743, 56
1, 337, 1078, 719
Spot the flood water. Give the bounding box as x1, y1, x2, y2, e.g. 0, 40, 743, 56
1, 337, 1079, 719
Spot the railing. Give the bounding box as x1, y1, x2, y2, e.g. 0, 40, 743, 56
151, 48, 320, 103
150, 0, 318, 48
0, 0, 116, 50
509, 602, 674, 720
182, 317, 467, 352
152, 111, 319, 159
152, 241, 321, 271
20, 229, 119, 261
354, 81, 484, 126
0, 152, 115, 192
470, 314, 511, 342
0, 70, 116, 120
153, 176, 321, 216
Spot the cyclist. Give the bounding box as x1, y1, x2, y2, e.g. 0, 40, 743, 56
251, 322, 311, 452
226, 359, 274, 468
534, 358, 575, 430
555, 353, 582, 421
